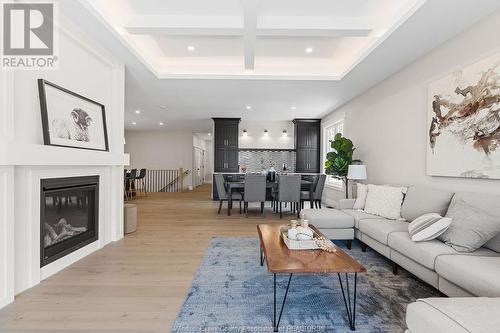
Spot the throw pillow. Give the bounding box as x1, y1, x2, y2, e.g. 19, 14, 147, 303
364, 184, 407, 220
353, 183, 368, 210
408, 213, 452, 242
438, 199, 500, 252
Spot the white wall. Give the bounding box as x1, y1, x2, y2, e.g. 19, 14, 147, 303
0, 16, 125, 308
239, 121, 294, 149
205, 141, 213, 181
322, 10, 500, 206
124, 130, 193, 188
193, 134, 207, 150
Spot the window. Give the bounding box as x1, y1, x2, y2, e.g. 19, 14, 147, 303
322, 120, 344, 188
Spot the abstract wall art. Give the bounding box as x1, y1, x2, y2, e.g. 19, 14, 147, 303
427, 52, 500, 179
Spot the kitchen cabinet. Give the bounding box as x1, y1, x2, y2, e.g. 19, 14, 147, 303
293, 119, 321, 173
213, 118, 240, 172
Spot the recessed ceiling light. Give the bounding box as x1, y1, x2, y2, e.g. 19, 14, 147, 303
160, 105, 167, 109
246, 105, 252, 110
159, 122, 164, 126
187, 45, 195, 51
134, 110, 141, 114
131, 122, 137, 125
207, 133, 211, 136
291, 106, 296, 110
305, 47, 313, 54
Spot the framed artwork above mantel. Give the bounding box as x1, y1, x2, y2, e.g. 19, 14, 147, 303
38, 79, 109, 152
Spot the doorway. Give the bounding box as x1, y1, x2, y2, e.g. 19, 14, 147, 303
193, 147, 205, 187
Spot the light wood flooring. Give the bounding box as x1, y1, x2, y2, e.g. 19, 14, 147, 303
0, 184, 287, 333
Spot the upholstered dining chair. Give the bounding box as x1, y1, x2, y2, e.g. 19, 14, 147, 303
215, 173, 242, 215
312, 174, 326, 208
300, 175, 319, 209
243, 174, 266, 217
272, 174, 301, 218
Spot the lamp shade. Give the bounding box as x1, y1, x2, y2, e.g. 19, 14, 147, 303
347, 165, 367, 180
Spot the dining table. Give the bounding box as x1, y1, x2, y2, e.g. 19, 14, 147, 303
225, 178, 313, 216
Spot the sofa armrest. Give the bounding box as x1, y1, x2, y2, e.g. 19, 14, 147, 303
339, 199, 356, 210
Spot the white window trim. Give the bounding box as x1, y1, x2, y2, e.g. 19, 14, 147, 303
322, 119, 345, 191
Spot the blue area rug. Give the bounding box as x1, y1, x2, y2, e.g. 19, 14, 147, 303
171, 237, 441, 332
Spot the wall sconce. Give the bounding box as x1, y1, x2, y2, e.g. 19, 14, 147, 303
264, 129, 269, 136
282, 130, 287, 137
242, 129, 248, 137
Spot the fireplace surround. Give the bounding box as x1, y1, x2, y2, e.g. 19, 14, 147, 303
40, 176, 99, 267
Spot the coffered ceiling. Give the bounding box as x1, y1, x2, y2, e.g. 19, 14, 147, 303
68, 0, 500, 131
83, 0, 425, 79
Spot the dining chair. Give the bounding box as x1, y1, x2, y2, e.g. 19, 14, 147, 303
124, 169, 130, 201
300, 174, 319, 209
215, 174, 242, 215
312, 174, 326, 208
272, 174, 301, 218
128, 169, 138, 199
243, 174, 266, 217
136, 168, 147, 198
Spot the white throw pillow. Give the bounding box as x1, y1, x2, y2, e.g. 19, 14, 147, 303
364, 184, 407, 220
353, 184, 368, 210
408, 213, 452, 242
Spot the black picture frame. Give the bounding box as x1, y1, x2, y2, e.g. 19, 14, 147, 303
38, 79, 109, 152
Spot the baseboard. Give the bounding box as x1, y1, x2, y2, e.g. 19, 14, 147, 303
0, 296, 14, 309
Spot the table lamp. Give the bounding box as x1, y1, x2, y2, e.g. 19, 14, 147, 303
347, 165, 367, 199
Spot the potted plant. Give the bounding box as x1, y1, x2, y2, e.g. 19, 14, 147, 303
324, 133, 360, 198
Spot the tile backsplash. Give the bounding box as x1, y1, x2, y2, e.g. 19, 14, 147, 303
239, 150, 295, 173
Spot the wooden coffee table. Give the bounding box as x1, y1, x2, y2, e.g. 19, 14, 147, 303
257, 224, 366, 332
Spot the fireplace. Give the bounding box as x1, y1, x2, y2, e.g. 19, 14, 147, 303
40, 176, 99, 267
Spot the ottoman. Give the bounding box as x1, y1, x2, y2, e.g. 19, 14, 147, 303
301, 208, 355, 247
124, 203, 137, 234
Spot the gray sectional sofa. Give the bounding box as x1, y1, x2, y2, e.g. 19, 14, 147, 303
302, 186, 500, 333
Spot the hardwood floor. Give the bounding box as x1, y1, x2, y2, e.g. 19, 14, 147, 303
0, 184, 286, 332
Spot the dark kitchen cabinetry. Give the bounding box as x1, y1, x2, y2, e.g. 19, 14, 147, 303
213, 118, 240, 173
293, 119, 321, 173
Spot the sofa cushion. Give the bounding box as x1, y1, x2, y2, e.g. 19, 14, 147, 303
406, 300, 468, 333
353, 183, 368, 210
439, 198, 500, 252
358, 219, 408, 245
408, 213, 451, 242
406, 298, 500, 333
342, 209, 384, 228
388, 232, 457, 270
301, 208, 354, 229
401, 186, 454, 222
364, 184, 407, 220
435, 254, 500, 297
452, 191, 500, 253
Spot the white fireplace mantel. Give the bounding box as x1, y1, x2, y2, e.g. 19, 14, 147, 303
14, 166, 124, 294
0, 16, 126, 309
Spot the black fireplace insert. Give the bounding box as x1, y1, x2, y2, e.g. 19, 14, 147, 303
40, 176, 99, 267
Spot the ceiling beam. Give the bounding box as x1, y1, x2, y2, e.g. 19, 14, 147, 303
125, 15, 373, 38
241, 0, 259, 70
258, 16, 372, 37
125, 16, 243, 36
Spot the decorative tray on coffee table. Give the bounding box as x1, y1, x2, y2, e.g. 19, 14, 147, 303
280, 226, 334, 250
